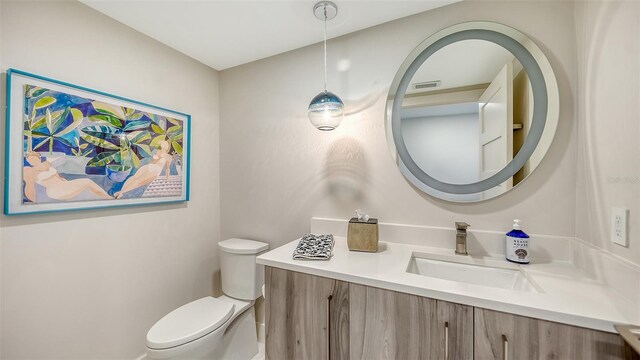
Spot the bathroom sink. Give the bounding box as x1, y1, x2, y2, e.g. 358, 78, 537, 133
406, 252, 542, 293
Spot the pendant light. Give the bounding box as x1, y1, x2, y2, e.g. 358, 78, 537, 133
308, 1, 344, 131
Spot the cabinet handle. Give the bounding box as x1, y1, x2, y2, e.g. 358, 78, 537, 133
444, 321, 449, 360
502, 334, 508, 360
327, 294, 333, 360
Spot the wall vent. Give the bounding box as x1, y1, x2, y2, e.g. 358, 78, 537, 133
412, 80, 441, 90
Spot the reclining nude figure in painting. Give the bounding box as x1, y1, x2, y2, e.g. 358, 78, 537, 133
114, 140, 173, 199
23, 152, 112, 202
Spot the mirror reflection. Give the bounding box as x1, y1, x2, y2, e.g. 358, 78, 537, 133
400, 40, 535, 200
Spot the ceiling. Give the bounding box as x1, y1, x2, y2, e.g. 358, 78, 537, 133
80, 0, 460, 71
408, 39, 516, 94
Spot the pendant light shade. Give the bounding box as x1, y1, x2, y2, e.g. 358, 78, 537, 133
308, 1, 344, 131
308, 90, 344, 131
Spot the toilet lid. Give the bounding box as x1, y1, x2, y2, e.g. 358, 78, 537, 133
146, 297, 235, 350
218, 238, 269, 254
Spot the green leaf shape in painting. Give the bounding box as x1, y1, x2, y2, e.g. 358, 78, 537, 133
92, 101, 125, 120
134, 143, 152, 157
150, 113, 161, 125
171, 141, 183, 155
124, 107, 144, 121
73, 138, 89, 150
130, 150, 141, 168
119, 148, 136, 169
81, 134, 119, 150
28, 106, 36, 123
51, 107, 70, 135
166, 125, 183, 140
166, 117, 182, 126
128, 130, 151, 144
45, 108, 67, 134
31, 88, 48, 98
82, 125, 122, 135
30, 115, 47, 130
31, 130, 49, 138
56, 108, 84, 137
34, 96, 56, 109
81, 125, 122, 136
89, 114, 124, 128
123, 120, 150, 132
149, 134, 165, 148
45, 109, 54, 133
151, 123, 165, 135
87, 151, 121, 167
128, 112, 144, 121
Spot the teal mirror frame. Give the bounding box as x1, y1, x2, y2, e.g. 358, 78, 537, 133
386, 21, 559, 202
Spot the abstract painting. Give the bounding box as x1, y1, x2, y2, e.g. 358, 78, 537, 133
5, 69, 191, 214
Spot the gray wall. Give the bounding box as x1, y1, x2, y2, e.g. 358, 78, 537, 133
574, 1, 640, 265
220, 1, 578, 247
0, 1, 221, 358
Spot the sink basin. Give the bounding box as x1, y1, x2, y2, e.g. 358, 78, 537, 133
407, 252, 542, 293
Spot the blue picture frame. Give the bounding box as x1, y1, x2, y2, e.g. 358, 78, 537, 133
4, 69, 192, 215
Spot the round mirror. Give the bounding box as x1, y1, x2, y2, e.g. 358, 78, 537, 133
386, 22, 559, 202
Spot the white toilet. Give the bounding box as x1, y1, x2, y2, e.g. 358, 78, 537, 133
146, 238, 269, 360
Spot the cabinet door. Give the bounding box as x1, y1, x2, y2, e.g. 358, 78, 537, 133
348, 283, 440, 359
437, 300, 473, 360
474, 308, 632, 360
265, 267, 349, 360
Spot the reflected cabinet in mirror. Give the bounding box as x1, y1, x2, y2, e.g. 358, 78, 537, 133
386, 22, 559, 202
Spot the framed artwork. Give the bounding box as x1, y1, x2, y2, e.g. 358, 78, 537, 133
4, 69, 191, 215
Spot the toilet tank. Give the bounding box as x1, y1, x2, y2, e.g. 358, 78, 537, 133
218, 238, 269, 300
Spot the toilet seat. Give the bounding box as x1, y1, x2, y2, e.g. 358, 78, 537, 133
146, 297, 235, 350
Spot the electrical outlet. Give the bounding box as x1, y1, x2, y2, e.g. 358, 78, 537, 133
611, 207, 629, 247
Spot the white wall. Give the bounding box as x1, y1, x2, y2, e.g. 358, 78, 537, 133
574, 1, 640, 265
0, 1, 221, 359
402, 113, 480, 185
220, 1, 578, 247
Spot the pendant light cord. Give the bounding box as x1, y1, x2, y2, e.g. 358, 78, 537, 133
323, 5, 327, 92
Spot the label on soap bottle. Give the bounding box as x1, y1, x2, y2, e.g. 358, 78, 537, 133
505, 232, 530, 264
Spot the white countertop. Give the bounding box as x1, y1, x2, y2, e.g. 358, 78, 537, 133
257, 236, 638, 333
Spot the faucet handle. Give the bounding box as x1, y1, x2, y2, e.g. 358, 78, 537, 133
455, 222, 470, 230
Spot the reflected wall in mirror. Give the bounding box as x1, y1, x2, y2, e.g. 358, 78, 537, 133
386, 22, 559, 202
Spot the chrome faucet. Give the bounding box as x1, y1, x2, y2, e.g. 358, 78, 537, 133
455, 222, 470, 255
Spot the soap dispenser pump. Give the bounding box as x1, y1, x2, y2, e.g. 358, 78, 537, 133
505, 219, 530, 264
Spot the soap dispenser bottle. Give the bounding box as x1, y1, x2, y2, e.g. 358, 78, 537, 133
505, 219, 530, 264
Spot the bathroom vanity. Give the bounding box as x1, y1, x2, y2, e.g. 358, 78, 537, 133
264, 267, 630, 360
257, 220, 640, 360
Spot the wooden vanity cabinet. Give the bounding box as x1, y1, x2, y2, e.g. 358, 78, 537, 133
348, 283, 439, 359
265, 267, 348, 360
265, 267, 633, 360
439, 298, 474, 359
265, 267, 472, 360
349, 284, 473, 359
474, 308, 636, 360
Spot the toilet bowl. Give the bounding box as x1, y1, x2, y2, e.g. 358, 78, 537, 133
146, 239, 269, 360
